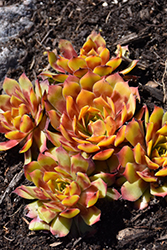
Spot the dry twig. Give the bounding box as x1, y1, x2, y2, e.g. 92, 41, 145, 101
8, 204, 23, 217
0, 169, 24, 205
41, 29, 53, 44
105, 10, 112, 23
162, 59, 167, 103
3, 235, 15, 242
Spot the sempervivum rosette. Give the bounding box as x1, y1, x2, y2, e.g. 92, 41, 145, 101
14, 146, 107, 237
117, 106, 167, 209
41, 30, 138, 82
0, 74, 49, 162
45, 72, 140, 161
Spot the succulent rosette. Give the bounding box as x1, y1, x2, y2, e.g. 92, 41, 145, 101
117, 106, 167, 209
45, 72, 140, 161
14, 146, 107, 237
41, 30, 138, 82
0, 73, 49, 162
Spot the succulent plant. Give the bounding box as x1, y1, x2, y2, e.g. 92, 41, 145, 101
40, 30, 138, 83
45, 71, 140, 161
0, 74, 49, 163
14, 146, 107, 237
117, 106, 167, 209
1, 30, 161, 238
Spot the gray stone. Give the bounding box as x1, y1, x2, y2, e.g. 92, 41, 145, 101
0, 0, 35, 84
0, 1, 34, 43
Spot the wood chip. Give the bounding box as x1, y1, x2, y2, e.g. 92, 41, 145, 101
145, 81, 159, 88
143, 85, 163, 102
117, 227, 148, 241
49, 242, 63, 247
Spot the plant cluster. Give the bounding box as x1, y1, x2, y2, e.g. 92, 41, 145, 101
0, 31, 166, 237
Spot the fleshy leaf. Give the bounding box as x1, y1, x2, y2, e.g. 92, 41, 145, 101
29, 218, 50, 231
19, 73, 33, 95
62, 195, 80, 206
106, 72, 125, 87
93, 65, 113, 77
45, 51, 58, 71
91, 178, 107, 198
79, 186, 99, 208
78, 143, 100, 153
55, 146, 71, 172
80, 71, 101, 91
24, 161, 41, 181
46, 130, 62, 147
150, 183, 167, 197
71, 153, 89, 174
20, 115, 34, 133
120, 60, 138, 75
38, 204, 57, 223
0, 139, 19, 151
107, 187, 121, 200
0, 95, 11, 111
155, 167, 167, 176
5, 131, 26, 140
157, 124, 167, 136
76, 172, 91, 190
68, 57, 87, 71
14, 185, 48, 200
60, 208, 80, 219
97, 135, 116, 147
85, 55, 101, 70
117, 146, 134, 168
106, 57, 122, 71
63, 78, 80, 98
76, 89, 95, 109
51, 215, 72, 237
92, 148, 114, 160
144, 155, 160, 170
19, 135, 33, 153
59, 39, 77, 59
134, 188, 151, 210
56, 56, 72, 73
133, 143, 146, 165
124, 162, 139, 183
81, 206, 101, 226
121, 179, 148, 201
137, 170, 157, 182
47, 110, 60, 130
149, 106, 163, 131
69, 181, 81, 196
93, 78, 113, 98
3, 78, 21, 96
114, 125, 126, 146
47, 85, 65, 113
125, 119, 145, 147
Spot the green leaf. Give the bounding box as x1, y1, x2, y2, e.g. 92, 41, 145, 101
51, 215, 72, 237
121, 179, 148, 201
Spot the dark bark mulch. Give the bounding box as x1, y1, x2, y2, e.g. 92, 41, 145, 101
0, 0, 167, 249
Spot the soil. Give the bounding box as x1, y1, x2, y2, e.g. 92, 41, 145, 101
0, 0, 167, 249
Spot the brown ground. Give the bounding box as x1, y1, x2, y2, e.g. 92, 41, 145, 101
0, 0, 167, 249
